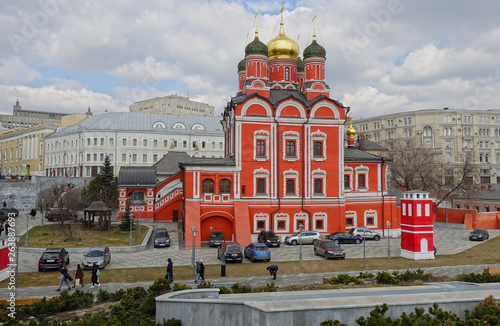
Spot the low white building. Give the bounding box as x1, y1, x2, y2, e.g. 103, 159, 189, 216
43, 112, 225, 177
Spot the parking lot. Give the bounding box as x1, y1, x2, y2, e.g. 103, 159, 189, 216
15, 218, 500, 273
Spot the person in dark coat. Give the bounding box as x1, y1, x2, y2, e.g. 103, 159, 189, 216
29, 208, 37, 219
91, 263, 100, 288
56, 265, 72, 291
199, 259, 205, 282
2, 201, 6, 208
73, 264, 84, 288
166, 258, 173, 282
267, 265, 278, 280
0, 221, 4, 236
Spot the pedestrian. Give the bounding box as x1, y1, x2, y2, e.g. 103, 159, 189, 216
0, 221, 4, 236
56, 265, 72, 291
73, 264, 84, 288
165, 258, 174, 282
195, 260, 205, 284
199, 259, 205, 282
267, 265, 278, 280
29, 208, 37, 219
2, 201, 6, 208
5, 222, 9, 235
91, 263, 100, 288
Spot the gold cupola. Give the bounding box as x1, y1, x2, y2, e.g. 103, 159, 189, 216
346, 120, 357, 139
266, 15, 299, 60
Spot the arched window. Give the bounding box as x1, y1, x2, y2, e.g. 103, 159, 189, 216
285, 67, 289, 80
313, 141, 322, 157
346, 218, 353, 226
286, 141, 295, 157
358, 174, 366, 188
129, 191, 146, 205
202, 179, 214, 194
219, 179, 231, 194
315, 220, 323, 229
485, 205, 490, 212
257, 221, 265, 229
314, 179, 323, 194
367, 217, 374, 225
256, 140, 266, 157
278, 221, 285, 229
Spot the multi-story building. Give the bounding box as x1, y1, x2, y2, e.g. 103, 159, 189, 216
0, 114, 88, 178
0, 100, 92, 130
353, 108, 500, 185
43, 112, 225, 177
129, 95, 215, 116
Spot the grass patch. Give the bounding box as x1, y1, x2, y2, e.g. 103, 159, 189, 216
18, 224, 147, 248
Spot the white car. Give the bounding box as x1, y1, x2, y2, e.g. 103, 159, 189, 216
350, 228, 381, 241
285, 231, 321, 245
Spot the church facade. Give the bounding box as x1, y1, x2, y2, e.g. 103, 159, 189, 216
118, 17, 399, 247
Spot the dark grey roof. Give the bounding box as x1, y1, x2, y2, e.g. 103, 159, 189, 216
344, 148, 385, 162
180, 157, 236, 167
455, 189, 500, 201
118, 166, 157, 186
232, 89, 345, 110
154, 152, 194, 174
358, 138, 387, 150
45, 112, 224, 138
83, 201, 111, 212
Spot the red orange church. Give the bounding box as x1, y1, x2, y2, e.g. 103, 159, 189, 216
118, 16, 399, 247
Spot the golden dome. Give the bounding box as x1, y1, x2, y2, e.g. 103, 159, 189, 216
266, 20, 299, 60
346, 120, 357, 138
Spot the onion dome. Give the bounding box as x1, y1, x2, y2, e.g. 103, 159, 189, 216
303, 34, 326, 59
238, 58, 246, 71
266, 20, 299, 60
346, 120, 357, 138
297, 57, 304, 72
245, 30, 268, 57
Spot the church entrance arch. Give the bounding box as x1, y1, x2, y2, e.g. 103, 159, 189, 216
201, 216, 233, 242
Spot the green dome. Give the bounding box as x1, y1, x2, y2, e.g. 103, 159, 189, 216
238, 58, 246, 72
303, 38, 326, 59
297, 57, 304, 72
245, 31, 268, 57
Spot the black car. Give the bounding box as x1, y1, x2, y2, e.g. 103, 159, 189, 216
154, 228, 170, 247
0, 207, 19, 220
45, 208, 77, 221
209, 230, 225, 247
217, 242, 243, 262
326, 232, 362, 244
469, 228, 489, 241
257, 230, 281, 247
38, 248, 69, 272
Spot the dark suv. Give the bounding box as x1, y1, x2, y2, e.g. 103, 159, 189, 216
38, 248, 69, 271
469, 228, 489, 241
209, 230, 225, 247
217, 242, 243, 262
257, 230, 281, 247
154, 228, 170, 247
45, 208, 77, 221
0, 207, 19, 219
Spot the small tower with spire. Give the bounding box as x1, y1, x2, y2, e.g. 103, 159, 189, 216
346, 116, 357, 148
303, 15, 329, 100
243, 26, 270, 97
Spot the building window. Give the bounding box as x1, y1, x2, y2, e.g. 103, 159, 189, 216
285, 67, 289, 80
367, 217, 374, 225
183, 141, 187, 148
153, 140, 158, 147
153, 154, 158, 162
163, 140, 168, 147
132, 154, 137, 162
219, 179, 231, 194
142, 154, 147, 162
174, 140, 178, 148
109, 138, 114, 146
122, 138, 127, 146
100, 153, 104, 161
277, 221, 285, 229
257, 221, 265, 229
346, 218, 353, 226
314, 179, 322, 194
129, 191, 146, 205
122, 154, 126, 162
313, 141, 322, 157
257, 179, 266, 194
93, 154, 97, 161
256, 140, 266, 157
316, 220, 323, 229
344, 175, 350, 189
286, 141, 296, 157
286, 179, 295, 195
358, 174, 366, 188
94, 138, 98, 146
202, 179, 214, 194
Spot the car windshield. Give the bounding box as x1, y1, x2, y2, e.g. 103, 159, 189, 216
211, 232, 224, 238
265, 232, 276, 237
42, 253, 59, 259
255, 246, 269, 251
156, 231, 168, 238
226, 245, 241, 253
471, 229, 483, 234
86, 250, 104, 257
325, 242, 340, 248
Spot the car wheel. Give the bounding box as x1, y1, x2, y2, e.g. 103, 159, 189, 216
314, 248, 319, 256
341, 256, 345, 260
250, 256, 255, 262
291, 240, 298, 245
313, 239, 319, 246
374, 235, 380, 241
38, 267, 42, 272
355, 239, 361, 244
67, 257, 70, 264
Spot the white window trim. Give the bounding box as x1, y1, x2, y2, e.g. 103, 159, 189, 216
253, 130, 270, 161
253, 168, 270, 197
344, 167, 354, 192
274, 213, 290, 233
355, 165, 369, 191
311, 168, 326, 196
283, 169, 299, 196
311, 130, 327, 161
293, 212, 308, 232
253, 213, 269, 233
346, 211, 357, 229
313, 212, 327, 232
282, 131, 300, 161
364, 210, 377, 228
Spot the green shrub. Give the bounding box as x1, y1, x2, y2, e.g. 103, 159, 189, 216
148, 278, 171, 295
456, 272, 500, 283
173, 283, 191, 292
231, 283, 252, 293
159, 318, 183, 326
393, 269, 432, 282
337, 274, 361, 285
217, 286, 231, 294
375, 271, 397, 284
263, 282, 278, 292
321, 320, 348, 326
358, 272, 375, 279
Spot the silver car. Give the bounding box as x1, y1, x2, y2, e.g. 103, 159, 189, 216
82, 246, 111, 269
350, 228, 381, 241
285, 231, 321, 245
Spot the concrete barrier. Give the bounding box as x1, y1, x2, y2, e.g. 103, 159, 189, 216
434, 222, 466, 230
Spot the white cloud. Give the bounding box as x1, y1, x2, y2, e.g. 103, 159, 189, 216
112, 57, 180, 86
0, 57, 41, 84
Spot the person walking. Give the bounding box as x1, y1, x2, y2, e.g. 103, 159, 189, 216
29, 208, 37, 219
4, 222, 9, 235
267, 265, 278, 280
195, 260, 204, 284
199, 259, 205, 282
0, 221, 4, 236
73, 264, 84, 288
166, 258, 174, 282
2, 201, 6, 208
91, 263, 100, 288
56, 265, 72, 291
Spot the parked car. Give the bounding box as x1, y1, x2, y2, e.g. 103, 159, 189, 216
45, 208, 77, 222
38, 248, 69, 272
326, 232, 362, 244
285, 231, 321, 245
244, 243, 271, 262
0, 207, 19, 219
154, 228, 170, 248
350, 228, 381, 241
82, 246, 111, 269
209, 230, 225, 247
314, 239, 346, 259
217, 242, 243, 262
469, 228, 489, 241
257, 230, 281, 247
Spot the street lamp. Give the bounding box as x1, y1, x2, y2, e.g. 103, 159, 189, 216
41, 199, 44, 227
363, 225, 367, 269
191, 226, 197, 277
129, 211, 133, 246
386, 221, 391, 259
25, 212, 29, 247
298, 222, 303, 263
138, 207, 141, 235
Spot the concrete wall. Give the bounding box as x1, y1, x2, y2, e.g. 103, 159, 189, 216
434, 208, 500, 230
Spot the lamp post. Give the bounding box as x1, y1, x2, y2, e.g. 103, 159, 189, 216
129, 211, 133, 246
298, 222, 303, 263
15, 235, 20, 286
25, 212, 29, 247
138, 207, 141, 235
386, 221, 391, 259
41, 199, 44, 227
191, 226, 197, 277
363, 225, 366, 269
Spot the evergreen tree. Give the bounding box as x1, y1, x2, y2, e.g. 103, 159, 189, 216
120, 200, 133, 231
82, 155, 118, 209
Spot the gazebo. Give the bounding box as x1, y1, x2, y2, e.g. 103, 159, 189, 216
83, 201, 113, 231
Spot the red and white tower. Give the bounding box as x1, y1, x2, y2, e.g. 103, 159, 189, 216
400, 190, 435, 260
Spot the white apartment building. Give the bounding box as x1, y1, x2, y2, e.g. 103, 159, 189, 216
43, 112, 225, 177
353, 108, 500, 185
129, 95, 215, 116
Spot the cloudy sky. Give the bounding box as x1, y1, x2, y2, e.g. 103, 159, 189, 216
1, 0, 499, 119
